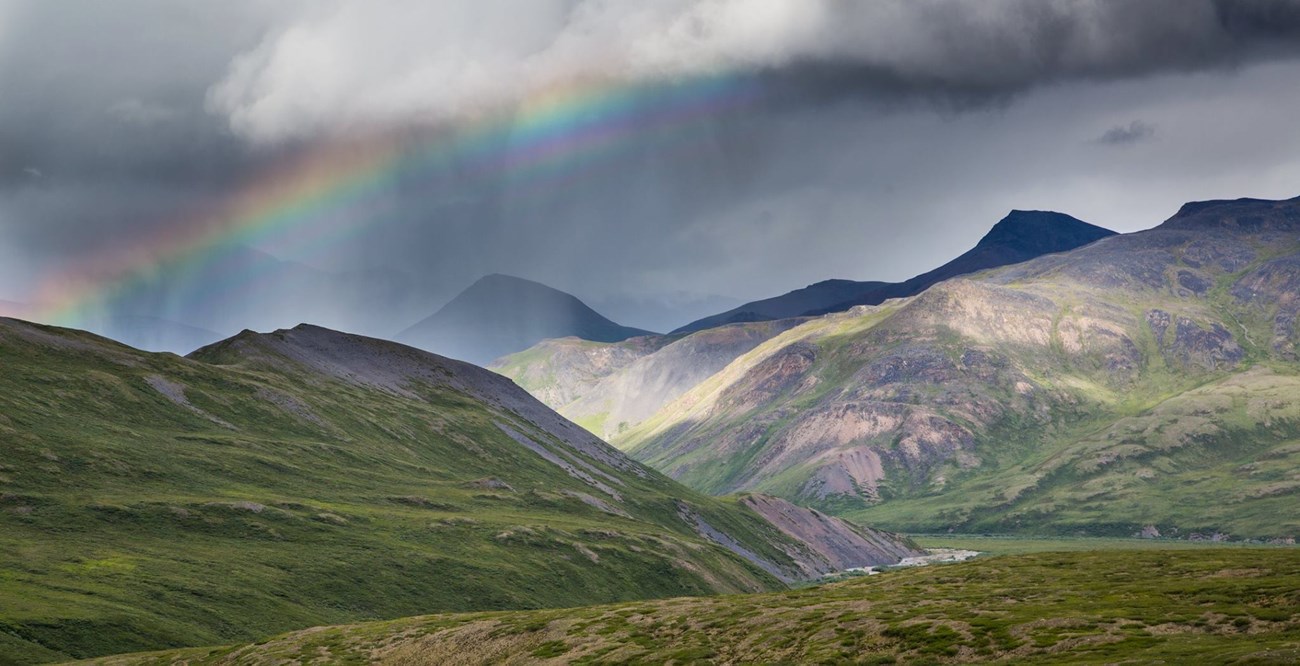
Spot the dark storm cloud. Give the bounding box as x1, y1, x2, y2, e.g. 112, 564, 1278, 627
753, 0, 1300, 115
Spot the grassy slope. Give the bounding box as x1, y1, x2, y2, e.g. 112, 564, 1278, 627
0, 320, 823, 664
83, 548, 1300, 665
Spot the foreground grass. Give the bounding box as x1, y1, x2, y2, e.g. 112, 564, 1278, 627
82, 549, 1300, 665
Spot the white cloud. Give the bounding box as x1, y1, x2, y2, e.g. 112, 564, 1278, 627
207, 0, 1300, 143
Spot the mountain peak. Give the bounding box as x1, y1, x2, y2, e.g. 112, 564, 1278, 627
979, 210, 1116, 253
397, 274, 653, 365
472, 272, 546, 288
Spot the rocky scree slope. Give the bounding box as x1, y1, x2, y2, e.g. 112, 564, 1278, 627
0, 319, 915, 664
618, 196, 1300, 539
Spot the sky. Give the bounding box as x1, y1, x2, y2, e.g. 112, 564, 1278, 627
3, 0, 1300, 344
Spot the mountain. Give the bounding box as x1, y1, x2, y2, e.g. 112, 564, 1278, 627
671, 279, 886, 334
673, 210, 1115, 334
616, 196, 1300, 538
496, 210, 1115, 443
397, 274, 654, 365
0, 317, 916, 664
94, 549, 1300, 665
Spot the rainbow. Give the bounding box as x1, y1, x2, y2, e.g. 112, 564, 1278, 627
22, 72, 763, 329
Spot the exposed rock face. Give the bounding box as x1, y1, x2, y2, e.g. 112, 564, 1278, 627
614, 196, 1300, 538
738, 495, 922, 572
1169, 318, 1243, 370
676, 496, 920, 581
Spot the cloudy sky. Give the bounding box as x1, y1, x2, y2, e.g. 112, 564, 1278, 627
3, 0, 1300, 342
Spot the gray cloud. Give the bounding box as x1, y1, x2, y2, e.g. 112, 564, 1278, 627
208, 0, 1300, 141
1094, 120, 1156, 146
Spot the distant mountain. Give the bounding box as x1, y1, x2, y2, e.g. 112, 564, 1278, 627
673, 210, 1115, 334
619, 196, 1300, 538
672, 279, 885, 334
0, 317, 917, 663
397, 274, 654, 365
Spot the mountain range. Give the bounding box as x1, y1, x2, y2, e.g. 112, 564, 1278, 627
0, 316, 917, 663
672, 210, 1116, 334
498, 196, 1300, 539
495, 209, 1117, 442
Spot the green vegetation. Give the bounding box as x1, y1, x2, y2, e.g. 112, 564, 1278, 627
84, 548, 1300, 664
0, 321, 823, 663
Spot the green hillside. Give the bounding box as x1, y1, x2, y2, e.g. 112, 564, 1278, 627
0, 319, 908, 664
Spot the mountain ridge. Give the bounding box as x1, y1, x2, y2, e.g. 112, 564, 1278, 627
804, 209, 1116, 315
672, 210, 1115, 334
